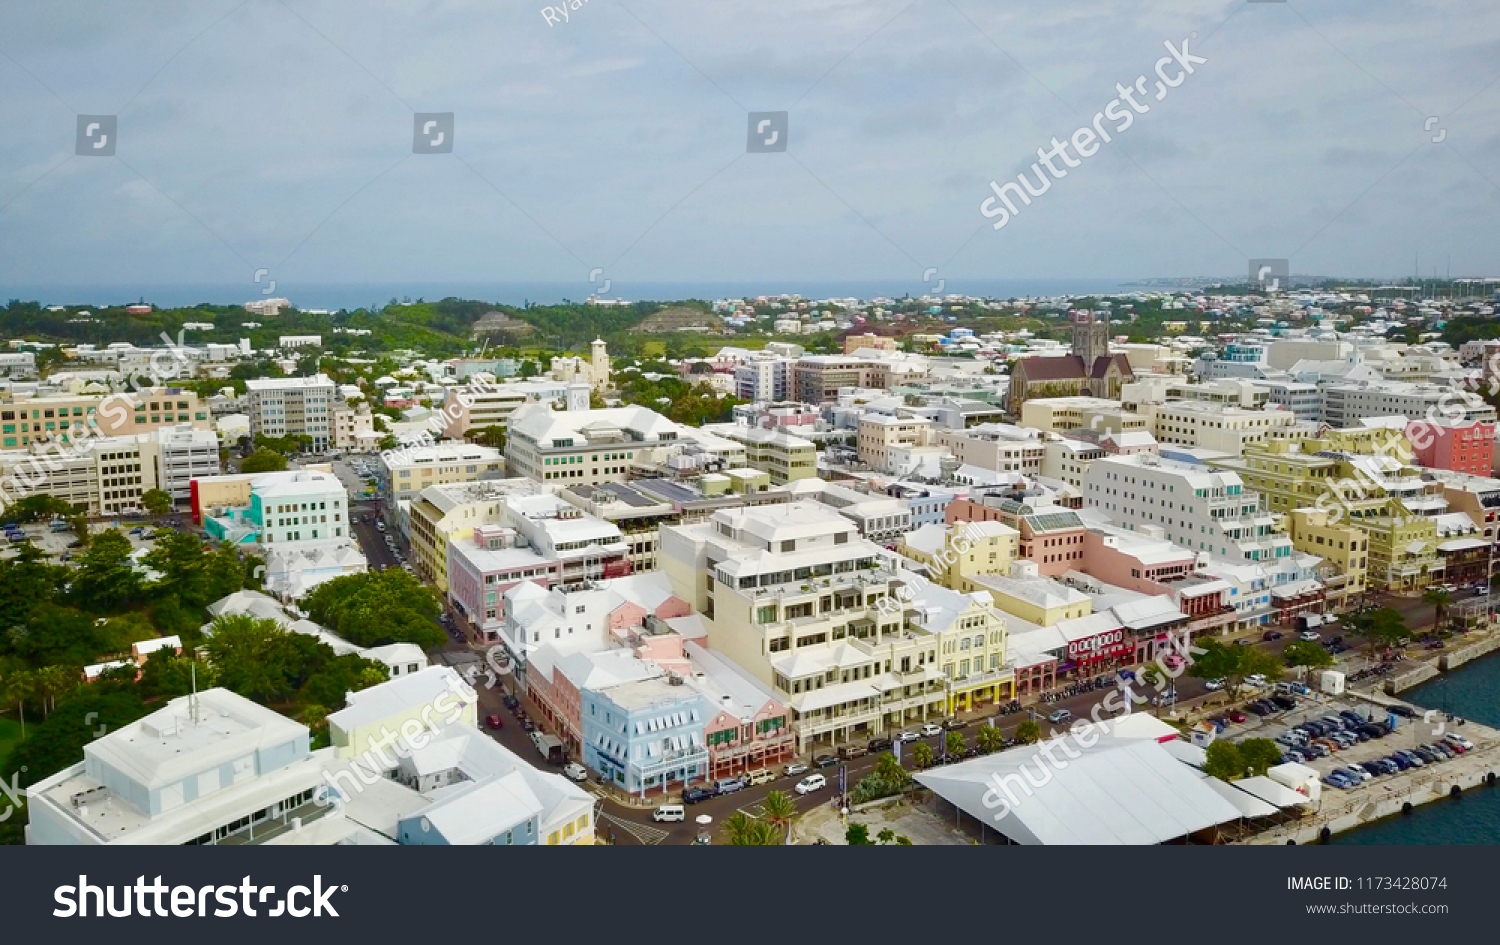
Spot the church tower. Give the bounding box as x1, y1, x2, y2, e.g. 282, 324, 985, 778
1070, 310, 1108, 366
590, 338, 610, 392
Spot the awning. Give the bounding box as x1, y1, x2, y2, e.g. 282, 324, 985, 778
1234, 775, 1313, 808
1438, 537, 1489, 552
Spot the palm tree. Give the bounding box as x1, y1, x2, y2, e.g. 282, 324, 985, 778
34, 666, 77, 716
877, 827, 896, 844
1, 667, 33, 737
723, 811, 777, 845
976, 724, 1004, 754
911, 742, 934, 769
1423, 586, 1452, 633
761, 790, 796, 843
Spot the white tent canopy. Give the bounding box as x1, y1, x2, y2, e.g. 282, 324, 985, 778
916, 736, 1244, 845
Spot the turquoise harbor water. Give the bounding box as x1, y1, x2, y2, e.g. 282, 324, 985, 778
1335, 654, 1500, 844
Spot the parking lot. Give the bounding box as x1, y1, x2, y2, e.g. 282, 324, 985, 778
0, 517, 178, 563
1218, 685, 1477, 794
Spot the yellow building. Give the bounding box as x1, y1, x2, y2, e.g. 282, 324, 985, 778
731, 427, 817, 485
406, 479, 541, 593
968, 565, 1091, 626
898, 520, 1019, 591
0, 388, 209, 449
1286, 508, 1368, 608
1020, 397, 1145, 436
1213, 434, 1443, 591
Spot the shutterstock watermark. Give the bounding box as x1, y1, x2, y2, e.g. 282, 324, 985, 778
980, 35, 1207, 231
317, 673, 472, 808
980, 630, 1207, 822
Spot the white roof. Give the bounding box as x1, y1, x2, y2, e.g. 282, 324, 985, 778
1233, 775, 1313, 808
916, 736, 1243, 845
328, 667, 475, 733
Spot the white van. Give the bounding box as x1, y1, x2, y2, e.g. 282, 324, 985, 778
747, 768, 777, 786
794, 773, 827, 795
652, 804, 685, 823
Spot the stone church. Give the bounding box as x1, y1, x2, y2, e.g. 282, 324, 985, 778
1007, 311, 1134, 414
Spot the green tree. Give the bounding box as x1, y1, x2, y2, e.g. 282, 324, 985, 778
0, 494, 73, 525
761, 789, 796, 843
1423, 586, 1452, 631
944, 730, 966, 759
5, 680, 149, 790
241, 449, 288, 473
911, 742, 934, 769
723, 810, 776, 845
845, 823, 872, 845
1015, 719, 1041, 744
1238, 738, 1282, 777
876, 827, 895, 844
874, 751, 909, 785
68, 529, 143, 613
1283, 640, 1334, 670
1203, 740, 1245, 780
201, 613, 326, 705
976, 724, 1004, 754
1345, 606, 1407, 654
140, 489, 172, 516
471, 424, 507, 451
138, 651, 215, 701
303, 570, 444, 650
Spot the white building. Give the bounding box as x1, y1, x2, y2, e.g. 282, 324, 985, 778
245, 374, 337, 450
148, 424, 221, 502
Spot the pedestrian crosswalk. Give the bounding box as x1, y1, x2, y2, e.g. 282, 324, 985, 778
598, 811, 670, 845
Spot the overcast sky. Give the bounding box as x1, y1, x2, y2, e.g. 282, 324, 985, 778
0, 0, 1497, 295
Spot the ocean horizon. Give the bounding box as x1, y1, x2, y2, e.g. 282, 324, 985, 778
0, 279, 1169, 311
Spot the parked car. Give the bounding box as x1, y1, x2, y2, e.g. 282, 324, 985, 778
919, 723, 943, 737
1387, 705, 1418, 719
1204, 678, 1225, 691
563, 762, 588, 782
813, 753, 839, 768
484, 714, 503, 730
1445, 733, 1475, 751
1047, 709, 1072, 724
682, 786, 716, 804
1299, 630, 1321, 642
1262, 630, 1284, 641
784, 762, 810, 777
942, 717, 968, 730
867, 737, 893, 753
714, 777, 747, 795
794, 774, 828, 795
652, 804, 686, 823
1228, 710, 1248, 723
1244, 674, 1268, 688
838, 744, 867, 760
895, 731, 920, 743
1161, 654, 1185, 669
1271, 695, 1297, 711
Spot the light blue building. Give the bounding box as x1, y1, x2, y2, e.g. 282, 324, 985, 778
888, 484, 955, 529
582, 675, 710, 797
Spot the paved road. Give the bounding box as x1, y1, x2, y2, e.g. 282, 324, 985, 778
351, 507, 399, 570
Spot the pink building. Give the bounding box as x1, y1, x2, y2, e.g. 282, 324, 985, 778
447, 525, 559, 642
948, 492, 1087, 577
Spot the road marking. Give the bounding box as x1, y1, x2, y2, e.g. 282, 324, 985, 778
598, 811, 669, 845
738, 801, 768, 818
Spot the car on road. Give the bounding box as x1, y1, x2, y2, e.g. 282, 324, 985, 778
1244, 674, 1268, 688
1204, 678, 1225, 691
867, 737, 893, 753
484, 714, 503, 730
919, 723, 943, 737
501, 694, 519, 710
813, 753, 839, 768
1161, 654, 1185, 669
1234, 638, 1252, 646
1299, 630, 1321, 642
1047, 709, 1072, 724
1262, 629, 1284, 641
794, 774, 828, 795
563, 762, 588, 782
375, 520, 385, 532
784, 762, 810, 777
942, 717, 968, 730
682, 786, 716, 804
895, 731, 920, 743
652, 805, 685, 823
